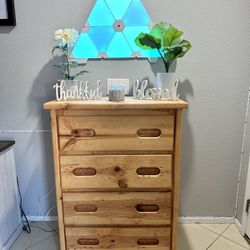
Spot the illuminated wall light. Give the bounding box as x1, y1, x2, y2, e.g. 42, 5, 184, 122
71, 0, 161, 61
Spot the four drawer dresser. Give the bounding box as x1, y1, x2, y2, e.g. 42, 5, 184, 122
44, 97, 188, 250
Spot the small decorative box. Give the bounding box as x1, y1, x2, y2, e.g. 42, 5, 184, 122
109, 86, 125, 102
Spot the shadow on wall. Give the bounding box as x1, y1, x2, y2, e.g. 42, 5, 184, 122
25, 59, 61, 217
0, 27, 15, 34
37, 132, 57, 217
27, 58, 61, 130
179, 78, 195, 216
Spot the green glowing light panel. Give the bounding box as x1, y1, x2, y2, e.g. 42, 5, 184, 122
71, 0, 160, 61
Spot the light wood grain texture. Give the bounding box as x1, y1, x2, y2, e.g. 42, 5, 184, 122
172, 110, 183, 250
59, 150, 172, 156
60, 155, 172, 191
66, 227, 171, 250
58, 115, 174, 152
57, 109, 175, 117
44, 97, 188, 110
50, 110, 66, 250
44, 99, 188, 250
63, 192, 171, 226
58, 115, 174, 136
59, 136, 173, 153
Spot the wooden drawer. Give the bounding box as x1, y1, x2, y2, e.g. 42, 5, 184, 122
58, 115, 174, 153
60, 155, 172, 191
66, 227, 171, 250
63, 192, 171, 226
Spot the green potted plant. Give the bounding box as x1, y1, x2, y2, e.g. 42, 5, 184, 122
52, 28, 88, 95
135, 22, 191, 90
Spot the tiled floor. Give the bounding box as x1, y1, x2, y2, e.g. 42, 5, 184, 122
178, 224, 250, 250
10, 222, 250, 250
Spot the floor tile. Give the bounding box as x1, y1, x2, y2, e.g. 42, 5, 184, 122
30, 221, 55, 231
44, 221, 58, 233
10, 231, 31, 250
199, 224, 230, 235
177, 224, 218, 250
11, 222, 250, 250
10, 222, 57, 250
222, 224, 250, 249
208, 236, 248, 250
26, 235, 59, 250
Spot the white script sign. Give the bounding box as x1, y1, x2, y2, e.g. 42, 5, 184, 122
53, 80, 103, 101
133, 79, 180, 100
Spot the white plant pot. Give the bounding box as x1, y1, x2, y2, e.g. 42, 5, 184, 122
156, 73, 179, 100
156, 73, 177, 89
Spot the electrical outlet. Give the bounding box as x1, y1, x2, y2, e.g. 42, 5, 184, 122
107, 79, 130, 95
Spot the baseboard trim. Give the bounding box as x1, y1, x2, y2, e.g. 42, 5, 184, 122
3, 224, 22, 250
179, 216, 235, 224
235, 218, 244, 235
27, 216, 58, 221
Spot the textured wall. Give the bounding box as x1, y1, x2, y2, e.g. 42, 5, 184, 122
0, 0, 250, 218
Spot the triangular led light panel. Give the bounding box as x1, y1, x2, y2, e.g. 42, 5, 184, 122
71, 0, 161, 62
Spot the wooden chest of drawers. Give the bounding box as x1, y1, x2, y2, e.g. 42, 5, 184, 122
44, 98, 188, 250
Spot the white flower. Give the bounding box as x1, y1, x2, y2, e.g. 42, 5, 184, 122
54, 28, 79, 48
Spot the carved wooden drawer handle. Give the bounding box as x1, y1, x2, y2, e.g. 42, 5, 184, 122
136, 204, 159, 212
71, 129, 96, 137
137, 239, 159, 245
137, 129, 161, 138
77, 238, 99, 245
73, 168, 96, 176
137, 167, 160, 176
74, 204, 97, 212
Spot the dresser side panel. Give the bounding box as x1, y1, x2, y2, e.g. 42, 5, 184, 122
50, 110, 66, 250
172, 109, 183, 250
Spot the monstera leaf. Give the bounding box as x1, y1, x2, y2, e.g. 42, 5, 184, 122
150, 22, 171, 40
177, 39, 192, 58
162, 26, 183, 49
135, 33, 161, 50
161, 27, 191, 70
134, 22, 192, 72
164, 47, 182, 61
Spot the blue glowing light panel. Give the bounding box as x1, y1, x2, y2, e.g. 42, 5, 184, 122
71, 0, 160, 60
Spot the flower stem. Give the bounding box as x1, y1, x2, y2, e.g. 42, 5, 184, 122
65, 44, 70, 80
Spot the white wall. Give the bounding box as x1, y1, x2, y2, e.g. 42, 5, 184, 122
0, 0, 250, 218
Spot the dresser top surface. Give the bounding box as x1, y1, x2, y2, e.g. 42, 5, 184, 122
44, 97, 188, 110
